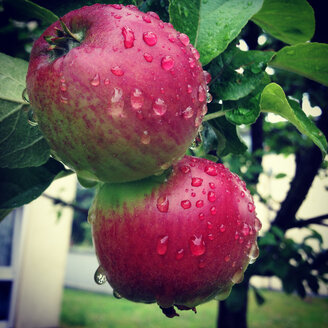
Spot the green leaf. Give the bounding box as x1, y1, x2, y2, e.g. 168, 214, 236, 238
209, 43, 274, 100
209, 115, 248, 156
4, 0, 59, 27
0, 53, 28, 103
0, 53, 50, 168
260, 83, 327, 156
169, 0, 264, 65
275, 173, 287, 179
252, 0, 315, 44
0, 158, 68, 209
269, 43, 328, 87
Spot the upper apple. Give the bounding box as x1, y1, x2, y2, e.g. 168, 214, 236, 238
26, 4, 209, 183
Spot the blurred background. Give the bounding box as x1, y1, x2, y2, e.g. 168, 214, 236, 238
0, 0, 327, 327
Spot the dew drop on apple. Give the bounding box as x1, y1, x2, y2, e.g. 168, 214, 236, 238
208, 233, 214, 240
203, 70, 212, 84
168, 34, 176, 43
60, 82, 67, 92
191, 177, 203, 187
147, 11, 160, 20
180, 165, 190, 174
199, 212, 205, 220
60, 95, 68, 104
153, 98, 167, 116
219, 224, 226, 232
198, 85, 206, 102
27, 109, 38, 126
156, 235, 169, 255
248, 202, 255, 213
176, 248, 184, 260
140, 130, 151, 144
254, 217, 262, 232
179, 33, 190, 46
110, 87, 124, 116
111, 4, 122, 9
196, 200, 204, 208
188, 57, 196, 68
231, 269, 244, 284
113, 290, 123, 299
190, 45, 200, 60
156, 195, 169, 213
208, 191, 216, 202
104, 78, 110, 85
248, 242, 260, 264
181, 106, 194, 119
189, 234, 206, 256
224, 255, 230, 262
241, 223, 250, 236
142, 15, 152, 23
207, 221, 213, 230
181, 200, 191, 209
206, 92, 213, 103
94, 265, 107, 285
204, 165, 217, 176
210, 206, 217, 215
143, 52, 153, 62
111, 66, 124, 76
143, 31, 157, 46
122, 26, 135, 48
209, 182, 215, 189
161, 56, 175, 71
131, 88, 144, 110
187, 84, 192, 94
90, 73, 100, 86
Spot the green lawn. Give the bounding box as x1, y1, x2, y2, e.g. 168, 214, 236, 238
60, 288, 328, 328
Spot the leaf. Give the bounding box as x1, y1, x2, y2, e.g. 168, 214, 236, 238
209, 43, 274, 100
0, 158, 68, 209
275, 173, 287, 179
260, 83, 327, 156
269, 43, 328, 87
252, 0, 315, 44
209, 115, 248, 156
169, 0, 264, 65
4, 0, 59, 27
0, 53, 50, 168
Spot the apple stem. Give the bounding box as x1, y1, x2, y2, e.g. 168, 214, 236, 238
203, 109, 232, 122
59, 18, 81, 43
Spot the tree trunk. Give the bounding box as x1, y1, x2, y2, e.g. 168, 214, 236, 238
217, 278, 250, 328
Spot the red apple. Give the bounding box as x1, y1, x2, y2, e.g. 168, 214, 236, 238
26, 4, 208, 183
90, 156, 261, 317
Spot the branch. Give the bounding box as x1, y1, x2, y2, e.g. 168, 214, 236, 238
293, 214, 328, 228
42, 194, 89, 215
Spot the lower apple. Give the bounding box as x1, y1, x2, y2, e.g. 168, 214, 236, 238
89, 156, 261, 317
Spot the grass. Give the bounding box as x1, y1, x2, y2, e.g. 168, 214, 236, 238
60, 288, 328, 328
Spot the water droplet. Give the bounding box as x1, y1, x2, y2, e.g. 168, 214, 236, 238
188, 57, 196, 68
198, 259, 206, 268
27, 109, 38, 126
206, 92, 213, 103
153, 98, 167, 116
104, 78, 110, 85
140, 130, 150, 144
209, 182, 215, 189
90, 73, 100, 86
210, 206, 217, 215
205, 165, 217, 176
241, 191, 245, 198
199, 212, 205, 220
238, 236, 244, 244
176, 248, 184, 260
241, 223, 250, 236
191, 177, 203, 187
131, 88, 144, 110
156, 235, 169, 255
179, 33, 190, 46
168, 34, 176, 43
208, 191, 216, 202
180, 165, 190, 174
224, 255, 230, 263
111, 4, 122, 9
113, 290, 123, 299
189, 234, 206, 256
114, 14, 122, 19
122, 26, 135, 48
190, 45, 200, 60
143, 31, 157, 46
201, 104, 208, 116
60, 82, 67, 91
111, 66, 124, 76
147, 11, 160, 20
161, 56, 175, 71
208, 233, 214, 240
191, 192, 196, 197
157, 195, 169, 213
248, 202, 255, 213
254, 217, 262, 232
181, 106, 194, 119
142, 15, 152, 23
187, 84, 192, 94
109, 87, 124, 116
60, 95, 68, 104
248, 243, 259, 264
94, 266, 107, 285
207, 221, 213, 230
234, 231, 239, 240
231, 269, 244, 284
219, 224, 226, 232
181, 200, 191, 209
203, 70, 212, 84
196, 200, 204, 208
143, 52, 153, 62
198, 85, 206, 102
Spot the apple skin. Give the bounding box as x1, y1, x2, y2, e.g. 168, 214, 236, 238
26, 4, 208, 183
90, 156, 261, 316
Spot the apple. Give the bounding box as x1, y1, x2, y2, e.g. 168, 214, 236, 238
26, 4, 209, 183
90, 156, 261, 317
